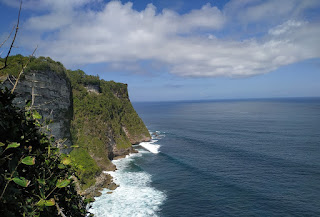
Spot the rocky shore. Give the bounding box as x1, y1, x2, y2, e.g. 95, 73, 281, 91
77, 173, 118, 199
78, 147, 141, 200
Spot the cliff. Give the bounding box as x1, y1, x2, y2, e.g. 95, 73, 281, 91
0, 55, 151, 192
67, 69, 151, 190
1, 56, 73, 153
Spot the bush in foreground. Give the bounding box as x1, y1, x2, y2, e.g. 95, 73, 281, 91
0, 88, 91, 216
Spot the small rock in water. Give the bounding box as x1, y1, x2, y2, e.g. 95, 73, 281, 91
93, 191, 102, 197
108, 183, 119, 190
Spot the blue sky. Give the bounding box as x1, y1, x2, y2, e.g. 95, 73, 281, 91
0, 0, 320, 101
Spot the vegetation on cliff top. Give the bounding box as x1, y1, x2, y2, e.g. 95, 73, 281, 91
0, 55, 67, 80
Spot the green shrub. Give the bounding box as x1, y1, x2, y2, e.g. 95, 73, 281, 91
70, 148, 101, 190
0, 55, 67, 80
0, 89, 90, 216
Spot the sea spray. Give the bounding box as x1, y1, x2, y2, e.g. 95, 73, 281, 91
90, 141, 166, 217
139, 140, 161, 154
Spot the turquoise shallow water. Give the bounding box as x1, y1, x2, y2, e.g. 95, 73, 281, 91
92, 98, 320, 216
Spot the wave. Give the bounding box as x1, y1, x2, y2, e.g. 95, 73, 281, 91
89, 151, 166, 217
138, 130, 165, 154
139, 140, 161, 154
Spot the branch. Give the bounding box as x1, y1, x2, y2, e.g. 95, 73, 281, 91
7, 75, 16, 85
11, 45, 38, 94
56, 202, 67, 217
0, 25, 15, 50
0, 0, 22, 71
0, 154, 25, 201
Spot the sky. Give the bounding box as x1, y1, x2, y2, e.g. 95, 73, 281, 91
0, 0, 319, 102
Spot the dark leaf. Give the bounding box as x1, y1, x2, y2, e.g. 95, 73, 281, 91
6, 142, 20, 150
12, 177, 30, 187
58, 164, 66, 169
32, 111, 42, 120
56, 179, 71, 188
37, 179, 45, 185
45, 198, 55, 206
21, 156, 35, 165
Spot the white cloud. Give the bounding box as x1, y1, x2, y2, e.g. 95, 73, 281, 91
6, 0, 320, 77
268, 20, 305, 36
224, 0, 320, 25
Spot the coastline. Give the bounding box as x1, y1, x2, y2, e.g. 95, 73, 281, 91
89, 134, 166, 216
79, 137, 150, 200
77, 147, 139, 199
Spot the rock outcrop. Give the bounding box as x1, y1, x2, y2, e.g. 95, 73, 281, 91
84, 84, 101, 94
2, 71, 73, 153
122, 126, 151, 144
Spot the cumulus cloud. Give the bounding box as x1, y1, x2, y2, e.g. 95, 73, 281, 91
3, 0, 320, 77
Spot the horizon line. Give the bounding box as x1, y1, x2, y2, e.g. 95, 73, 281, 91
132, 96, 320, 103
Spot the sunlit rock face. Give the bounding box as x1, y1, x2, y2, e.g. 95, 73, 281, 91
84, 84, 101, 94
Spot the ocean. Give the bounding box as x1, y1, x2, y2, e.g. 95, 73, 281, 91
90, 98, 320, 216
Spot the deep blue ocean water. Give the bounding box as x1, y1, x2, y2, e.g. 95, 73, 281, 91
91, 98, 320, 217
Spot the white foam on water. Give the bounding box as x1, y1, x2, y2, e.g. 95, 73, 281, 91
89, 153, 166, 217
139, 140, 161, 154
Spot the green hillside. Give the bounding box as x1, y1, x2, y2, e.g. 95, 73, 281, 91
66, 69, 150, 190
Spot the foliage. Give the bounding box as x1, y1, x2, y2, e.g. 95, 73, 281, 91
0, 89, 90, 216
0, 54, 28, 78
26, 56, 67, 77
70, 148, 101, 190
0, 55, 67, 81
66, 69, 150, 189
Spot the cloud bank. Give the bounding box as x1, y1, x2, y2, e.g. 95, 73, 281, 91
2, 0, 320, 77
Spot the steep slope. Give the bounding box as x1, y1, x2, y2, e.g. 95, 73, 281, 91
66, 69, 151, 190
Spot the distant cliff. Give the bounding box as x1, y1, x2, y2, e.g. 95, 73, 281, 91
0, 55, 151, 193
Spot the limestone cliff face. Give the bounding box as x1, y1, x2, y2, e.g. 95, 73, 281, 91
2, 70, 73, 153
